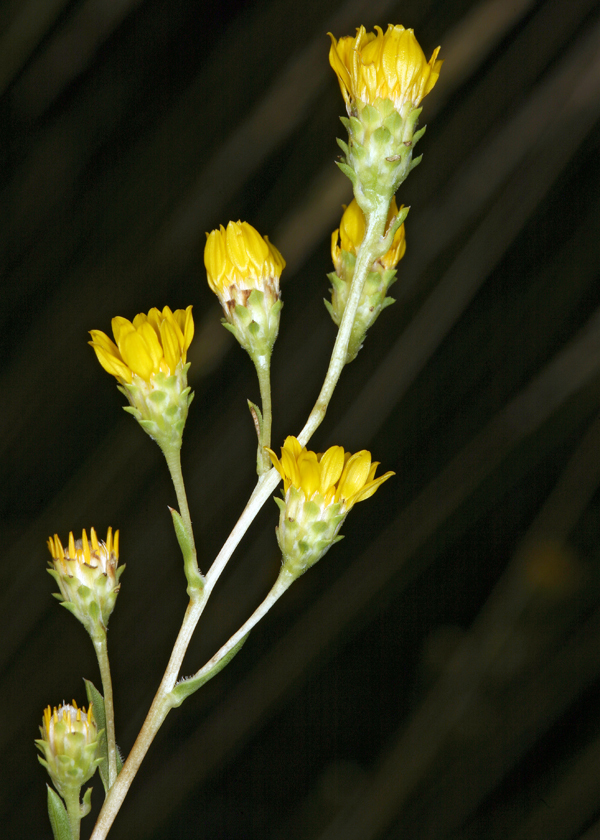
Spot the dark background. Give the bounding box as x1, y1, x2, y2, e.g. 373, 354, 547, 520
3, 0, 600, 838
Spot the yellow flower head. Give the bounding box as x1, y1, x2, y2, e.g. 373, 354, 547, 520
205, 221, 285, 303
329, 24, 441, 114
267, 435, 394, 512
331, 197, 406, 274
89, 305, 194, 385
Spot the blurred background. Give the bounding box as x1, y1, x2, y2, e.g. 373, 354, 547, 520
2, 0, 600, 838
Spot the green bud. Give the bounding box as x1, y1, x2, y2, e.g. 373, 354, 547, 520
47, 528, 123, 637
36, 702, 102, 800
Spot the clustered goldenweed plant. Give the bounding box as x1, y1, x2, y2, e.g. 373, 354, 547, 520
36, 24, 442, 839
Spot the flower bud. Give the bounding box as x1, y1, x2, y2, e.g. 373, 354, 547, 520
89, 306, 194, 451
329, 25, 442, 209
267, 436, 394, 579
327, 197, 406, 361
36, 701, 101, 799
47, 527, 123, 637
204, 221, 285, 363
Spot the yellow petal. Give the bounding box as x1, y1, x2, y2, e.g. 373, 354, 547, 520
298, 457, 321, 497
338, 450, 372, 500
89, 341, 132, 382
160, 319, 180, 373
319, 445, 345, 493
348, 470, 395, 505
111, 316, 135, 349
119, 329, 156, 380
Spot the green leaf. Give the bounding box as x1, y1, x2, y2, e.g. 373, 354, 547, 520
170, 633, 250, 707
84, 680, 109, 793
47, 786, 73, 840
336, 161, 357, 186
80, 787, 93, 818
323, 298, 337, 324
169, 508, 204, 593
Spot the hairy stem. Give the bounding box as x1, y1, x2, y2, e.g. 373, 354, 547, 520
92, 631, 118, 788
254, 352, 273, 475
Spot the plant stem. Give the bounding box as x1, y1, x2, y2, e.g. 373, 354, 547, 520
163, 444, 201, 577
89, 592, 203, 840
92, 630, 118, 788
186, 566, 295, 686
298, 195, 391, 446
63, 788, 82, 840
254, 352, 273, 475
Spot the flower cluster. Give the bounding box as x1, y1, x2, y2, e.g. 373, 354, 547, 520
47, 527, 122, 637
267, 436, 393, 577
205, 221, 285, 362
90, 306, 195, 450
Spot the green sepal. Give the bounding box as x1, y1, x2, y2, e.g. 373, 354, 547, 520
221, 320, 239, 337
270, 298, 283, 318
148, 390, 167, 404
323, 299, 336, 322
169, 508, 204, 594
373, 126, 392, 146
336, 160, 357, 186
247, 288, 265, 307
81, 786, 93, 818
169, 633, 250, 708
336, 137, 349, 156
84, 680, 110, 793
409, 154, 423, 172
274, 496, 286, 513
60, 601, 79, 619
381, 296, 396, 311
348, 116, 363, 135
383, 111, 402, 134
47, 785, 73, 840
351, 140, 366, 160
413, 125, 426, 145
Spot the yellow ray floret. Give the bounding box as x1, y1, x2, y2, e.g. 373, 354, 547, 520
267, 435, 394, 510
205, 221, 285, 295
331, 197, 406, 272
89, 306, 194, 384
329, 24, 441, 112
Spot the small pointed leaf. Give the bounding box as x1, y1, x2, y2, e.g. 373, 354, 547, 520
47, 786, 73, 840
170, 633, 250, 707
84, 680, 109, 793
